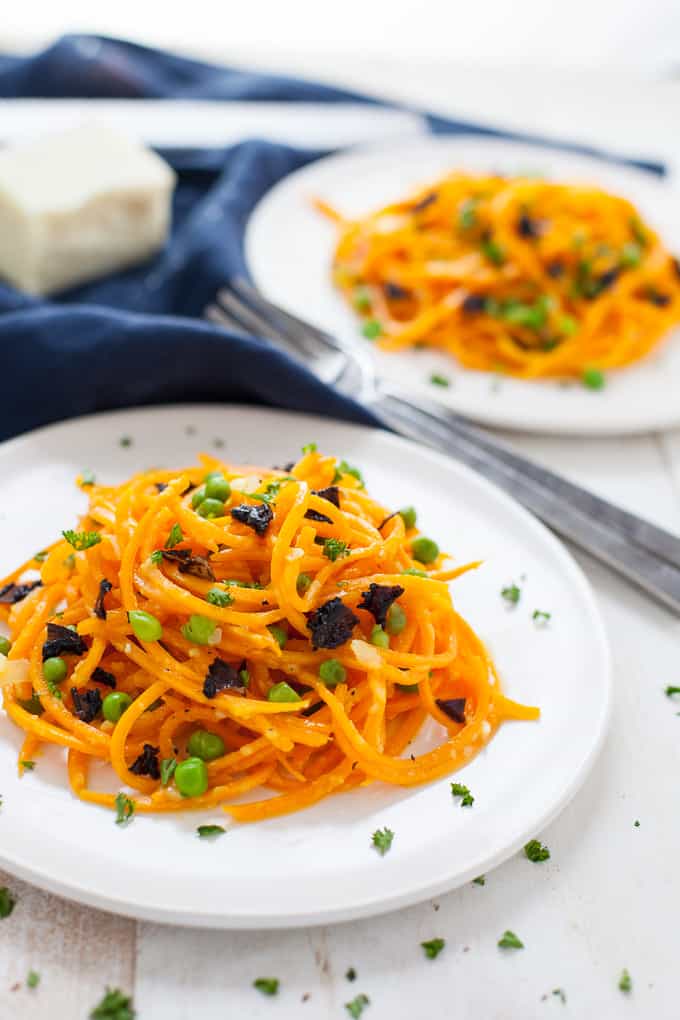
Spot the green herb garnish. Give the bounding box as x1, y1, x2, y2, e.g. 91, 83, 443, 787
197, 825, 226, 839
346, 967, 357, 981
62, 529, 101, 551
81, 470, 96, 487
458, 197, 478, 230
371, 827, 394, 855
501, 584, 521, 605
498, 930, 524, 950
451, 782, 474, 807
89, 987, 135, 1020
301, 442, 317, 455
150, 550, 163, 566
421, 937, 446, 960
665, 686, 680, 698
619, 969, 632, 994
524, 839, 550, 862
473, 875, 486, 886
160, 757, 177, 786
345, 993, 370, 1018
34, 550, 48, 563
253, 978, 279, 996
114, 793, 135, 826
481, 237, 505, 266
323, 538, 350, 562
0, 887, 16, 919
164, 523, 183, 548
26, 970, 40, 989
333, 459, 364, 486
532, 609, 551, 625
429, 373, 450, 388
205, 587, 234, 607
21, 760, 36, 771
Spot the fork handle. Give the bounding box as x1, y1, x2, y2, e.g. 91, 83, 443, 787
371, 390, 680, 613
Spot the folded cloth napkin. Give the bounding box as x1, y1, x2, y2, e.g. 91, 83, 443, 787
0, 34, 665, 442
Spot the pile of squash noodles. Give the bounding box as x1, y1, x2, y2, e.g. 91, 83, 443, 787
318, 173, 680, 379
0, 449, 538, 823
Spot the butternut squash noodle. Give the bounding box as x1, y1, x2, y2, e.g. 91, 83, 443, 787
318, 173, 680, 381
0, 450, 537, 823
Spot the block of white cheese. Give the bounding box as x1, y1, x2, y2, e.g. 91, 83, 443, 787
0, 123, 176, 295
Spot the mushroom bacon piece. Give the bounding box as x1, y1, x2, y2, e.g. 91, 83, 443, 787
93, 579, 113, 620
357, 583, 405, 627
203, 657, 246, 699
306, 597, 358, 650
70, 686, 102, 724
0, 580, 42, 604
436, 697, 467, 724
42, 623, 87, 661
305, 485, 341, 524
230, 502, 274, 536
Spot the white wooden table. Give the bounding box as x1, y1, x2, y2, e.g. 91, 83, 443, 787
1, 54, 679, 1020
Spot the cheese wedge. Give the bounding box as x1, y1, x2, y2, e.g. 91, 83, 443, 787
0, 123, 176, 295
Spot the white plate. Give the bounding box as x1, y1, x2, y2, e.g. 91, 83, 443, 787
0, 405, 611, 927
246, 135, 680, 435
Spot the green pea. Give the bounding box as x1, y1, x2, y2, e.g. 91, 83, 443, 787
204, 473, 231, 502
370, 625, 389, 649
174, 757, 209, 798
385, 603, 407, 635
191, 485, 207, 508
187, 729, 225, 761
0, 636, 11, 656
197, 498, 225, 519
399, 506, 417, 530
102, 691, 132, 723
267, 681, 301, 703
128, 610, 163, 642
43, 657, 67, 685
361, 319, 382, 340
268, 624, 288, 649
181, 614, 216, 645
411, 536, 439, 564
296, 573, 312, 595
319, 659, 346, 686
582, 367, 605, 390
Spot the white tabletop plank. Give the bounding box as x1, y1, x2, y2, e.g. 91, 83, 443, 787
0, 869, 136, 1018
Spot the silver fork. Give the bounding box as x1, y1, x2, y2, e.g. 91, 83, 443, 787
206, 278, 680, 612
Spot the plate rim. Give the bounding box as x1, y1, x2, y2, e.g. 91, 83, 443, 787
0, 403, 612, 927
245, 133, 680, 437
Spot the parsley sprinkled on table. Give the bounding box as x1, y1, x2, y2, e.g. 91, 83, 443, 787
81, 469, 96, 487
26, 970, 40, 989
501, 583, 521, 605
0, 887, 16, 919
524, 839, 550, 862
119, 436, 133, 448
498, 930, 524, 950
619, 969, 632, 993
429, 373, 451, 388
473, 875, 486, 886
114, 793, 135, 826
346, 967, 357, 981
345, 992, 370, 1018
665, 685, 680, 698
451, 782, 474, 807
551, 988, 566, 1004
253, 977, 279, 996
89, 986, 135, 1019
634, 819, 640, 828
421, 937, 446, 959
197, 825, 226, 839
532, 609, 551, 625
371, 827, 394, 855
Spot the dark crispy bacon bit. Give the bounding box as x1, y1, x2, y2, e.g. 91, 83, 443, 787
91, 667, 116, 688
203, 657, 245, 698
357, 583, 405, 626
306, 597, 358, 650
42, 623, 87, 661
129, 743, 160, 779
305, 485, 341, 524
302, 701, 324, 717
161, 549, 215, 580
384, 281, 410, 300
231, 502, 274, 536
546, 260, 564, 278
0, 580, 42, 604
412, 191, 437, 213
517, 214, 541, 239
155, 482, 167, 492
70, 686, 102, 724
596, 267, 620, 293
377, 511, 398, 530
436, 697, 466, 724
648, 290, 671, 307
462, 293, 486, 314
93, 579, 113, 620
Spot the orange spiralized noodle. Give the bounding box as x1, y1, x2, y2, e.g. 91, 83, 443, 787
318, 173, 680, 380
1, 450, 538, 822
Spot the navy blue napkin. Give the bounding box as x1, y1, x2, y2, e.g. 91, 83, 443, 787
0, 34, 665, 441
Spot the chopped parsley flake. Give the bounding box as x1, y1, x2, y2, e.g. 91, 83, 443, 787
619, 969, 632, 994
21, 760, 36, 771
421, 937, 446, 959
119, 436, 133, 448
532, 609, 551, 625
253, 978, 279, 996
524, 839, 550, 862
197, 825, 226, 839
160, 757, 177, 786
333, 459, 365, 487
552, 988, 567, 1004
150, 550, 163, 565
371, 827, 394, 855
429, 373, 450, 388
301, 442, 317, 455
164, 523, 183, 548
205, 587, 234, 607
498, 930, 524, 950
62, 529, 101, 551
0, 887, 16, 918
81, 470, 96, 487
501, 584, 521, 605
473, 875, 486, 886
665, 686, 680, 698
114, 793, 135, 826
26, 970, 40, 989
345, 993, 370, 1018
89, 987, 135, 1020
451, 782, 474, 807
34, 550, 48, 563
634, 820, 640, 828
323, 538, 350, 562
346, 967, 357, 981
